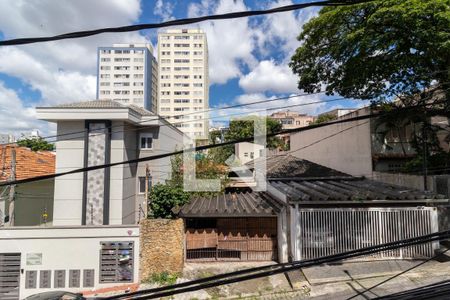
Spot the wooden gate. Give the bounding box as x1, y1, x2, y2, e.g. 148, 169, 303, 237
0, 253, 21, 300
186, 217, 277, 261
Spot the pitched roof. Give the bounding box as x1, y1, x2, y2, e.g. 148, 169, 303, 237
270, 178, 446, 204
0, 146, 55, 181
40, 100, 155, 116
52, 99, 125, 108
177, 192, 283, 217
246, 154, 349, 179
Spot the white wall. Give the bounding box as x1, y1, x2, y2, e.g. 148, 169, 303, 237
289, 115, 372, 177
53, 121, 85, 226
0, 226, 140, 299
235, 142, 265, 165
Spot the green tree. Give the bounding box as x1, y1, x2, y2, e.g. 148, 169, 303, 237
17, 137, 54, 151
290, 0, 450, 105
208, 117, 285, 164
148, 184, 190, 219
311, 114, 337, 125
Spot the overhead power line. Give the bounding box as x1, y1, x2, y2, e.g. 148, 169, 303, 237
105, 229, 450, 300
0, 101, 445, 188
0, 0, 371, 46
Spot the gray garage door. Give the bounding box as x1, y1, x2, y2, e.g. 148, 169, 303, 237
0, 253, 21, 300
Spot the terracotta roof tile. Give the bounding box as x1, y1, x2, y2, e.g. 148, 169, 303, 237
0, 145, 55, 181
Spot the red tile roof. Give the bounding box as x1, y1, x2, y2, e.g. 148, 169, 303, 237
0, 145, 55, 181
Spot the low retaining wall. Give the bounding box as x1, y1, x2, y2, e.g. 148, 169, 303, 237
139, 218, 184, 280
0, 226, 140, 299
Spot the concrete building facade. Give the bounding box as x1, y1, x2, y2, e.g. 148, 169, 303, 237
97, 44, 158, 112
36, 100, 187, 226
157, 29, 209, 140
270, 111, 314, 130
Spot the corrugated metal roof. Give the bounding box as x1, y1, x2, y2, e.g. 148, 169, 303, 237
270, 178, 446, 203
178, 192, 282, 217
245, 155, 349, 178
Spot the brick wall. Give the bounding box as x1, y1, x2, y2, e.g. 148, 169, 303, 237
139, 219, 184, 281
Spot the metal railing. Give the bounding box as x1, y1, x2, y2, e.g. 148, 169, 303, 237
296, 207, 438, 260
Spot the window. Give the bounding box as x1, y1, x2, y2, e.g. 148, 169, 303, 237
194, 59, 203, 64
134, 66, 144, 70
100, 66, 111, 70
161, 75, 170, 79
193, 75, 202, 79
100, 82, 110, 86
101, 58, 110, 62
174, 83, 189, 87
174, 43, 190, 47
161, 91, 170, 95
193, 51, 203, 55
193, 67, 203, 72
161, 107, 170, 112
161, 67, 171, 71
133, 90, 143, 95
161, 51, 171, 55
250, 152, 254, 159
134, 74, 144, 79
174, 99, 190, 103
174, 51, 190, 55
133, 82, 144, 86
174, 91, 189, 95
174, 59, 190, 63
161, 99, 170, 103
244, 152, 248, 157
174, 35, 189, 40
160, 36, 169, 40
161, 83, 171, 87
161, 59, 171, 63
101, 49, 111, 54
174, 67, 190, 71
138, 176, 153, 194
193, 83, 203, 87
174, 75, 189, 79
140, 133, 153, 149
134, 58, 144, 62
100, 74, 110, 79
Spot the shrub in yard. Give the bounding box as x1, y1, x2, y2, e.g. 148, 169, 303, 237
148, 271, 178, 286
148, 184, 190, 219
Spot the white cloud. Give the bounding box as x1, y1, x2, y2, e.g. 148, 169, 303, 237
256, 0, 318, 58
239, 60, 299, 93
187, 0, 258, 85
0, 0, 146, 134
0, 82, 51, 135
154, 0, 175, 21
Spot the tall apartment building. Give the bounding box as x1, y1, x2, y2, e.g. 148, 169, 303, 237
157, 29, 209, 140
97, 43, 158, 112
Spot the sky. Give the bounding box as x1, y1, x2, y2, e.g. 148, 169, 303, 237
0, 0, 367, 137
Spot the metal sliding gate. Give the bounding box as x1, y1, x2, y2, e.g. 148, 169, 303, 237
0, 253, 21, 300
296, 208, 439, 260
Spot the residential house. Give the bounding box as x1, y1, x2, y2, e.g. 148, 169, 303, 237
177, 155, 447, 263
270, 111, 314, 147
36, 100, 188, 226
0, 146, 55, 226
234, 142, 265, 165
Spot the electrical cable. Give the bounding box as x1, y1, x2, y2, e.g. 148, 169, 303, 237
0, 100, 446, 188
346, 247, 450, 300
0, 0, 371, 46
105, 229, 450, 299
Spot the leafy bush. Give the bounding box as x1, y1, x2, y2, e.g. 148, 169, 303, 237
17, 137, 54, 151
149, 184, 190, 219
145, 271, 178, 286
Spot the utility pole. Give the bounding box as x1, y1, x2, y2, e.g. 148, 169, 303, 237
144, 164, 150, 219
7, 146, 16, 226
422, 123, 428, 191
